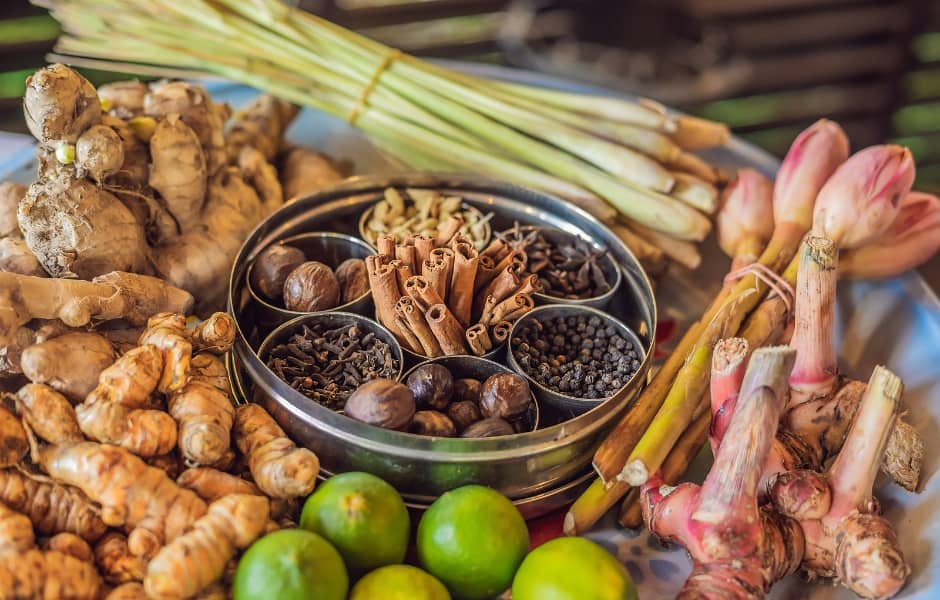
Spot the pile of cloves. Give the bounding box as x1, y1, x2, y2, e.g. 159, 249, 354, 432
343, 362, 534, 438
501, 224, 613, 300
266, 321, 399, 410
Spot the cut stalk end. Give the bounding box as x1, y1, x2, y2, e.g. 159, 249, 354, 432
621, 460, 650, 487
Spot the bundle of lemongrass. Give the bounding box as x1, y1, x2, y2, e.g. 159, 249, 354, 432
36, 0, 729, 268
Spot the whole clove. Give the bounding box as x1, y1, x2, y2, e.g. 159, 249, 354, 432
511, 312, 639, 399
266, 321, 400, 410
500, 224, 613, 300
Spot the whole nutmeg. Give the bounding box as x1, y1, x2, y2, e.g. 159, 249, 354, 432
446, 400, 482, 432
335, 258, 369, 304
409, 410, 456, 437
283, 261, 340, 312
406, 364, 454, 410
461, 417, 514, 438
480, 373, 531, 421
250, 244, 306, 301
451, 378, 481, 405
344, 379, 415, 430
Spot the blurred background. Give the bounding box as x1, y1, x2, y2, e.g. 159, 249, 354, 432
3, 0, 940, 193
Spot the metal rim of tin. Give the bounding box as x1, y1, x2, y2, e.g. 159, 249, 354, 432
506, 303, 647, 413
245, 231, 375, 319
496, 224, 622, 309
400, 354, 540, 434
228, 173, 656, 464
358, 198, 493, 252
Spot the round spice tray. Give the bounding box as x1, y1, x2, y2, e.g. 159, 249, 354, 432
228, 173, 656, 511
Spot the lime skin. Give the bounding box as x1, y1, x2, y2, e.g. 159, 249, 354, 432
350, 564, 452, 600
512, 536, 638, 600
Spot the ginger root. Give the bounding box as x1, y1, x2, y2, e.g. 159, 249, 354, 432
145, 493, 269, 599
0, 181, 26, 239
95, 531, 147, 585
19, 176, 148, 279
21, 331, 116, 401
226, 94, 298, 163
148, 114, 207, 232
0, 468, 106, 542
145, 81, 229, 176
76, 123, 124, 183
234, 403, 319, 499
0, 271, 194, 347
40, 441, 207, 559
0, 405, 28, 467
0, 236, 46, 276
278, 146, 343, 201
76, 345, 177, 456
15, 383, 84, 446
171, 353, 235, 466
98, 81, 148, 119
24, 64, 101, 149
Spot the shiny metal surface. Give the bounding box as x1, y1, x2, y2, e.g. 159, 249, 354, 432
228, 173, 657, 501
507, 304, 646, 415
400, 355, 540, 433
246, 232, 376, 331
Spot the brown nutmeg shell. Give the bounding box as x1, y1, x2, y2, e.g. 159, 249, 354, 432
344, 379, 415, 430
335, 258, 369, 304
479, 373, 531, 421
250, 244, 306, 301
409, 410, 456, 437
283, 261, 340, 312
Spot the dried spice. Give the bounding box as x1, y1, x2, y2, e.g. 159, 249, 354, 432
501, 224, 612, 300
512, 313, 639, 399
266, 322, 399, 410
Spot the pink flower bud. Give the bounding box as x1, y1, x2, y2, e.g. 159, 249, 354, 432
773, 120, 850, 229
716, 168, 774, 259
813, 145, 915, 249
840, 191, 940, 279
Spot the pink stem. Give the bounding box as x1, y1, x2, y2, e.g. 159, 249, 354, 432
788, 236, 838, 408
709, 337, 749, 453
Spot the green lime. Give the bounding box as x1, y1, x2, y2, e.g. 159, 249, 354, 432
512, 537, 637, 600
350, 565, 451, 600
417, 485, 529, 600
232, 529, 348, 600
300, 471, 410, 573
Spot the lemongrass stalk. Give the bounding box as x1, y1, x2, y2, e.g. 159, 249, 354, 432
607, 223, 668, 275
788, 237, 838, 408
617, 407, 711, 529
672, 115, 732, 151
671, 151, 722, 184
628, 220, 701, 270
564, 477, 630, 536
671, 172, 718, 214
823, 366, 901, 529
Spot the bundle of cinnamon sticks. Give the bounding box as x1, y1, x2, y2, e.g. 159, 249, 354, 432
366, 219, 540, 357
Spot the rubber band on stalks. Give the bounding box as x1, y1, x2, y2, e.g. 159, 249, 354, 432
723, 262, 795, 316
347, 49, 403, 125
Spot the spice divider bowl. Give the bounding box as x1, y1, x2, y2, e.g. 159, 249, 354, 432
400, 355, 540, 433
258, 311, 404, 407
499, 225, 622, 310
358, 196, 493, 252
229, 172, 656, 507
507, 304, 646, 415
246, 231, 375, 331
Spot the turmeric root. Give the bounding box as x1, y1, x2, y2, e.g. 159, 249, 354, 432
0, 404, 28, 467
106, 582, 148, 600
147, 451, 184, 480
94, 531, 147, 584
177, 466, 293, 521
23, 64, 101, 149
170, 353, 235, 466
145, 493, 269, 599
15, 383, 83, 445
0, 500, 103, 600
18, 176, 149, 279
0, 270, 194, 346
278, 146, 343, 201
139, 312, 192, 393
43, 531, 94, 562
0, 236, 46, 276
0, 181, 26, 239
226, 94, 298, 163
21, 331, 116, 401
0, 468, 106, 541
40, 441, 207, 558
190, 311, 237, 354
76, 345, 177, 456
234, 403, 319, 499
148, 114, 207, 232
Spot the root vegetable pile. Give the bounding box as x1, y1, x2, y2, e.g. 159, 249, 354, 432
0, 309, 321, 599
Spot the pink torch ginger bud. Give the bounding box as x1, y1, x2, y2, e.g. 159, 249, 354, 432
716, 169, 774, 262
773, 120, 849, 232
840, 191, 940, 279
813, 145, 915, 249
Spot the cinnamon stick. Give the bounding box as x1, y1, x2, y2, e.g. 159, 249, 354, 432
490, 293, 534, 324
423, 261, 449, 301
404, 276, 445, 312
466, 324, 492, 356
493, 249, 526, 275
515, 274, 543, 296
414, 235, 436, 275
435, 216, 464, 247
491, 321, 512, 344
481, 238, 509, 262
396, 296, 441, 357
478, 294, 498, 327
426, 304, 467, 355
449, 242, 478, 327
474, 255, 499, 294
365, 255, 412, 350
395, 244, 417, 273
474, 267, 521, 318
387, 259, 412, 290
394, 315, 424, 355
430, 248, 455, 301
377, 235, 397, 257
